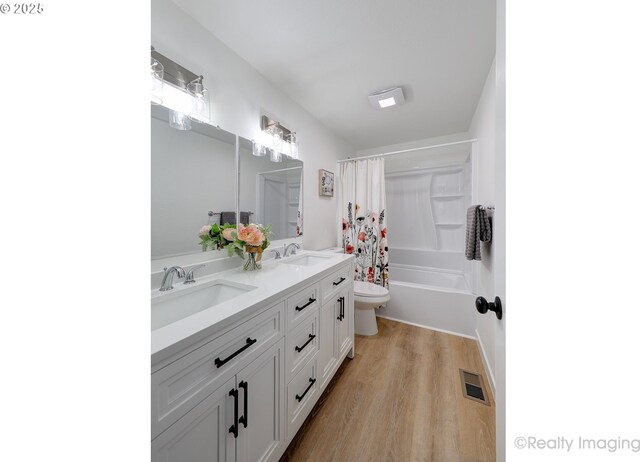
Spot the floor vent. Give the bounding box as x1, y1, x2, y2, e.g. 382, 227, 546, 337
459, 369, 490, 406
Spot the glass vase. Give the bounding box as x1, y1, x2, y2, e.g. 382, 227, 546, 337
243, 247, 262, 271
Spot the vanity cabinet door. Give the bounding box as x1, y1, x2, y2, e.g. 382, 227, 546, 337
336, 286, 353, 359
236, 339, 285, 462
151, 377, 236, 462
318, 297, 339, 390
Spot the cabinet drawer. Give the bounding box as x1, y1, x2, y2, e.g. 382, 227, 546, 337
286, 312, 318, 382
151, 302, 284, 439
286, 357, 319, 441
321, 265, 351, 304
286, 284, 319, 331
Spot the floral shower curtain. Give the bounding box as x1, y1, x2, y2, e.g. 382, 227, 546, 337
338, 158, 388, 287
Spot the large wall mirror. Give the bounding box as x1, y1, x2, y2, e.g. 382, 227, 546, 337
238, 137, 303, 241
151, 105, 237, 260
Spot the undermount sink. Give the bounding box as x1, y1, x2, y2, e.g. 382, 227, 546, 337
152, 280, 257, 331
281, 254, 333, 267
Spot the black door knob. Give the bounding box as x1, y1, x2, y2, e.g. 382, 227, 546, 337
475, 296, 503, 320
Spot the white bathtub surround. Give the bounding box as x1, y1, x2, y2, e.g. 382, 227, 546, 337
338, 157, 388, 286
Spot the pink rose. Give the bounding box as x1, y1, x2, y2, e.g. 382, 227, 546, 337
358, 232, 366, 241
199, 225, 211, 238
238, 224, 264, 246
222, 228, 236, 241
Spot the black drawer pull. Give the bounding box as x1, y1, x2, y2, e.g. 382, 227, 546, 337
295, 297, 316, 312
214, 337, 257, 368
229, 388, 238, 438
295, 377, 316, 402
333, 277, 346, 286
238, 381, 248, 428
295, 334, 316, 353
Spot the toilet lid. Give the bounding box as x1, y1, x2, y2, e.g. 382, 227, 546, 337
353, 281, 389, 297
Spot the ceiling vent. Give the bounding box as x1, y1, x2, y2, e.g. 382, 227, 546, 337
368, 87, 405, 109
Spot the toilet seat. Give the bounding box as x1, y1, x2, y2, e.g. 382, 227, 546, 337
353, 281, 390, 307
354, 281, 389, 297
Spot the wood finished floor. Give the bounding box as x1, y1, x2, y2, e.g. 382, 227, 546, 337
280, 318, 495, 462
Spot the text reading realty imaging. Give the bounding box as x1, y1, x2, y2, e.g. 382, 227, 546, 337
514, 436, 640, 453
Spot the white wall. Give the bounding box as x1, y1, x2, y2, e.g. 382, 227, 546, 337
151, 0, 354, 252
469, 59, 498, 390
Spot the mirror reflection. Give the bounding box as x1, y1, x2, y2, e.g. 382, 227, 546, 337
238, 137, 303, 241
151, 105, 237, 259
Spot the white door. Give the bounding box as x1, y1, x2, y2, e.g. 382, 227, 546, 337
236, 339, 285, 462
494, 0, 506, 459
151, 377, 236, 462
318, 299, 338, 390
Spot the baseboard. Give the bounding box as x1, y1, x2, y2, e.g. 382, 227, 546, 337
475, 328, 496, 396
376, 315, 477, 341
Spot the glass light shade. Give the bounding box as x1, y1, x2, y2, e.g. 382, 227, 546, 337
150, 58, 164, 105
289, 143, 299, 159
169, 110, 192, 130
268, 126, 284, 153
187, 80, 210, 123
269, 147, 282, 163
252, 141, 267, 157
289, 133, 299, 159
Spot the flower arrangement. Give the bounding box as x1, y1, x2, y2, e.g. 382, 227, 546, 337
198, 223, 237, 251
198, 223, 272, 271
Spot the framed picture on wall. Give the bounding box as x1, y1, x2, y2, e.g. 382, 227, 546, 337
319, 169, 334, 196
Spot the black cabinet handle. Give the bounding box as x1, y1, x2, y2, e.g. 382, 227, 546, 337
295, 297, 316, 312
295, 334, 316, 353
229, 388, 238, 438
238, 381, 248, 428
295, 377, 316, 402
337, 296, 345, 321
215, 337, 257, 368
333, 277, 346, 286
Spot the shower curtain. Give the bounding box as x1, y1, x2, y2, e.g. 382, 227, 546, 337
338, 158, 388, 287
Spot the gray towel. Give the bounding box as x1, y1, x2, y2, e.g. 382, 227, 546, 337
220, 211, 236, 225
465, 205, 492, 261
220, 211, 252, 226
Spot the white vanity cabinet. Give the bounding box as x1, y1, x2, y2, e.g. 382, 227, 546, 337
151, 254, 354, 462
152, 303, 285, 462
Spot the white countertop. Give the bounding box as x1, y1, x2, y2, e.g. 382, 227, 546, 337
151, 250, 353, 366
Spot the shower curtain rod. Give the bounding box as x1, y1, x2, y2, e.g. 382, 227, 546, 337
337, 139, 477, 163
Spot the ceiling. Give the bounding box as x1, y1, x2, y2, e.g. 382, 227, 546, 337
172, 0, 496, 150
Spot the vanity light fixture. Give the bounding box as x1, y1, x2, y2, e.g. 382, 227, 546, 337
368, 86, 405, 109
252, 116, 299, 162
151, 47, 211, 126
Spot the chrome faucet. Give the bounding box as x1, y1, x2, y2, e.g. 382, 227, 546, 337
184, 264, 205, 284
283, 243, 301, 257
160, 266, 185, 291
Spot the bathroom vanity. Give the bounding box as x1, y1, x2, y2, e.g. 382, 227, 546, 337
151, 251, 354, 462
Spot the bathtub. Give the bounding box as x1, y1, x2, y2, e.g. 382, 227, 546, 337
377, 249, 477, 338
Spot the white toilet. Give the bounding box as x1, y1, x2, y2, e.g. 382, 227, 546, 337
353, 280, 390, 336
320, 248, 391, 336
